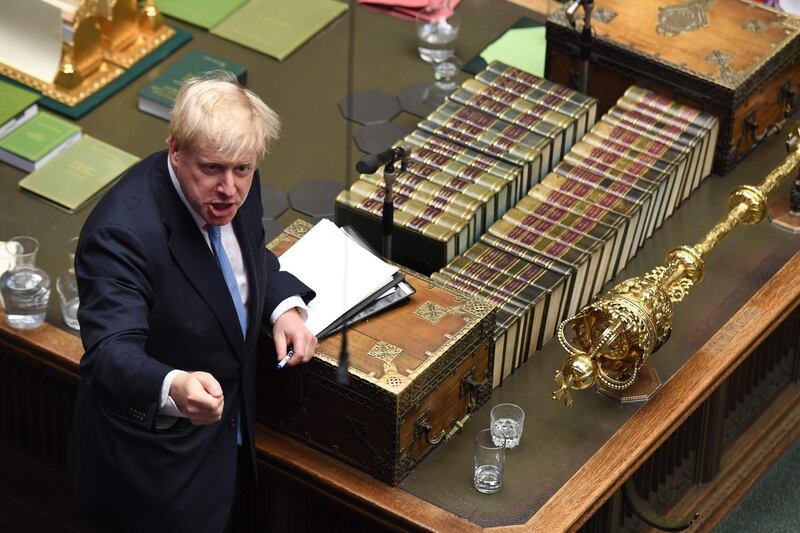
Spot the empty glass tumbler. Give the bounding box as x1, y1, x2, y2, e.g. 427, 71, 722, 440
1, 236, 50, 330
474, 428, 506, 494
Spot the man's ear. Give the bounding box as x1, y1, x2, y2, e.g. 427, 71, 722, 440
168, 136, 180, 166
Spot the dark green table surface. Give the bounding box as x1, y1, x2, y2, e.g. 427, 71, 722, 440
2, 1, 799, 528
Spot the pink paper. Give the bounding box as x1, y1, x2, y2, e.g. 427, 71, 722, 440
358, 0, 461, 21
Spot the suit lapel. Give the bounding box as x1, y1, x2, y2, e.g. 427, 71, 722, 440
151, 154, 247, 358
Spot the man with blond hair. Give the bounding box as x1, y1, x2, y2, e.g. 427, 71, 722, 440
70, 72, 317, 532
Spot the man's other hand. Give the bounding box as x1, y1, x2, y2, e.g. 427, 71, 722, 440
169, 371, 224, 425
273, 307, 317, 367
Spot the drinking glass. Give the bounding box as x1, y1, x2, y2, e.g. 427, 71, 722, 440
416, 0, 460, 64
56, 237, 80, 330
420, 54, 463, 109
474, 428, 505, 494
490, 403, 525, 448
0, 236, 50, 330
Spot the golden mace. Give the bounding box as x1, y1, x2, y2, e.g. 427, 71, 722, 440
553, 125, 800, 406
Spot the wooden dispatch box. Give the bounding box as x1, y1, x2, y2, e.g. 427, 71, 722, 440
257, 220, 496, 485
545, 0, 800, 174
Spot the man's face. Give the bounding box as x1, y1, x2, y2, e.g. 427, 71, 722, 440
169, 137, 256, 226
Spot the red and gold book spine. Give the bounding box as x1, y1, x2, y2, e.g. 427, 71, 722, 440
405, 130, 520, 180
403, 159, 495, 205
359, 171, 480, 222
429, 102, 550, 161
459, 78, 574, 131
335, 189, 456, 244
624, 86, 717, 131
487, 218, 588, 268
348, 180, 468, 235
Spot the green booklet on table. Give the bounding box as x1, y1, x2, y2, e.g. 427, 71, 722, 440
18, 136, 139, 213
211, 0, 347, 61
156, 0, 248, 29
0, 112, 82, 172
0, 80, 39, 138
138, 50, 247, 120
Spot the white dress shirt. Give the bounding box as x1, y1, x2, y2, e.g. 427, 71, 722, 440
158, 157, 306, 419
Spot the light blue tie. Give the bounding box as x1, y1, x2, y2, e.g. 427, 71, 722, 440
207, 225, 246, 445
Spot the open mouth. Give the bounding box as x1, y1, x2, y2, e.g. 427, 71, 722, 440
210, 202, 235, 217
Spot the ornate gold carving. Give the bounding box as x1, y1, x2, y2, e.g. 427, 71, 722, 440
657, 0, 716, 37
415, 301, 449, 323
383, 373, 405, 388
553, 124, 800, 406
705, 50, 741, 86
414, 299, 490, 324
283, 219, 314, 239
595, 7, 618, 23
368, 341, 403, 366
744, 14, 800, 33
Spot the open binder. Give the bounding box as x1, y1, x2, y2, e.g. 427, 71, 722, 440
278, 219, 414, 339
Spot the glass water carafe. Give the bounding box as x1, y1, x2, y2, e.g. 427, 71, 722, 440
416, 0, 460, 64
0, 236, 50, 330
56, 237, 80, 331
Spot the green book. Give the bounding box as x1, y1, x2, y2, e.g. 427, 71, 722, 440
0, 80, 39, 138
138, 50, 247, 120
211, 0, 347, 61
0, 112, 82, 172
156, 0, 248, 29
18, 136, 139, 213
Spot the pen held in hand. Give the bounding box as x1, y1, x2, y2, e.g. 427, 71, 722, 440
276, 349, 294, 370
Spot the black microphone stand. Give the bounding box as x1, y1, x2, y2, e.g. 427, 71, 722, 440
382, 160, 396, 261
566, 0, 594, 95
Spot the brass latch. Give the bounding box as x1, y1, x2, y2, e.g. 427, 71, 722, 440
444, 412, 471, 442
744, 112, 767, 143
460, 368, 490, 412
413, 410, 444, 445
413, 410, 471, 446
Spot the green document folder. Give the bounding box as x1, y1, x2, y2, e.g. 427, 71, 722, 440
0, 112, 81, 164
138, 50, 247, 120
156, 0, 248, 29
211, 0, 348, 61
0, 80, 38, 128
18, 136, 140, 213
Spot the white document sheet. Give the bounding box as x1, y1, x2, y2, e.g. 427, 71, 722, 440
278, 219, 398, 336
0, 0, 64, 83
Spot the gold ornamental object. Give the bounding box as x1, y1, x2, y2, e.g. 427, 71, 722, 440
0, 0, 173, 107
553, 125, 800, 406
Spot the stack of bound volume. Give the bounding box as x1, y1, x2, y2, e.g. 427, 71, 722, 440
336, 60, 598, 274
433, 85, 718, 387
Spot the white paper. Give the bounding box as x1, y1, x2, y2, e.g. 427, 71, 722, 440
0, 0, 65, 83
278, 219, 398, 336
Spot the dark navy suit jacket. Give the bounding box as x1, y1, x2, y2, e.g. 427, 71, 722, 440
70, 151, 312, 532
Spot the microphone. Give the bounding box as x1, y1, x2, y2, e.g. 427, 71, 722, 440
355, 147, 407, 174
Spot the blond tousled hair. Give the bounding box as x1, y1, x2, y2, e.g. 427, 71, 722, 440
168, 71, 280, 163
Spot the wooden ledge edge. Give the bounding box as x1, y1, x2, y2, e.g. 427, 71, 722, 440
0, 312, 83, 374
255, 426, 482, 532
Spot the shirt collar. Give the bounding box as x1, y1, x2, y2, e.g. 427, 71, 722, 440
167, 153, 211, 232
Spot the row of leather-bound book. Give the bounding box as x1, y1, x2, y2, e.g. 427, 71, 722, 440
335, 61, 718, 387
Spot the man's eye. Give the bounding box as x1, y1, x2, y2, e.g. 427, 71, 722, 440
204, 164, 219, 171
